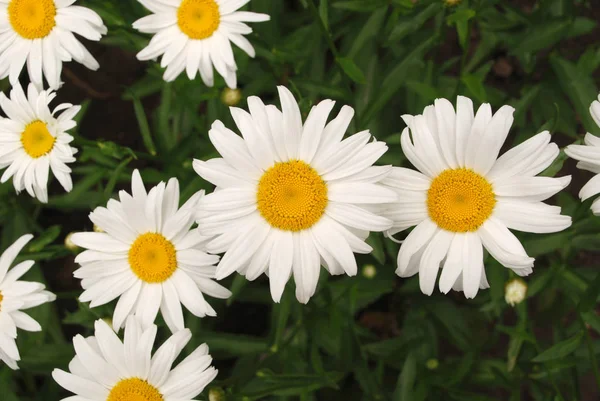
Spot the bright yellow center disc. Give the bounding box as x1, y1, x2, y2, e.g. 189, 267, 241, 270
177, 0, 220, 40
8, 0, 56, 39
0, 292, 3, 312
107, 378, 164, 401
427, 168, 496, 233
21, 120, 56, 158
128, 233, 177, 283
257, 160, 328, 232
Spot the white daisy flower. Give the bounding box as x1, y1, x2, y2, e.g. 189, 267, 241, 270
0, 82, 79, 203
133, 0, 270, 87
194, 86, 396, 304
0, 234, 56, 370
565, 94, 600, 215
52, 317, 218, 401
382, 96, 572, 298
70, 169, 231, 333
0, 0, 107, 89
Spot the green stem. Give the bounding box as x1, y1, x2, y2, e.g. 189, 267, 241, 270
580, 315, 600, 390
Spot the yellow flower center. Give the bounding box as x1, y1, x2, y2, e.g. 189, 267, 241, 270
427, 168, 496, 233
177, 0, 220, 40
257, 160, 328, 232
0, 292, 3, 312
128, 233, 177, 283
8, 0, 56, 39
21, 120, 56, 158
107, 378, 164, 401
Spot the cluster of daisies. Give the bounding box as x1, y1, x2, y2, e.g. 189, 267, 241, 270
0, 0, 599, 399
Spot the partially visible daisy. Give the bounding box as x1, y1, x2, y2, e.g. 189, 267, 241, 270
194, 86, 396, 304
382, 96, 572, 298
70, 170, 231, 333
0, 234, 56, 370
0, 0, 107, 89
53, 317, 217, 401
133, 0, 270, 87
565, 94, 600, 215
0, 82, 79, 203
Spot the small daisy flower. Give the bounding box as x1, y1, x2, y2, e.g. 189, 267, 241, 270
0, 83, 79, 203
565, 94, 600, 215
133, 0, 270, 87
194, 86, 396, 304
0, 234, 56, 370
70, 170, 231, 333
382, 96, 572, 298
0, 0, 107, 89
52, 317, 217, 401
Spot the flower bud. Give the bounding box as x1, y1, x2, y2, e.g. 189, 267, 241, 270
362, 264, 377, 279
505, 278, 527, 306
221, 88, 242, 106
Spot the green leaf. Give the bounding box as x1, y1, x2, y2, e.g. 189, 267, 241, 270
104, 157, 133, 200
239, 371, 344, 399
576, 271, 600, 313
461, 73, 487, 102
19, 343, 74, 373
361, 37, 436, 125
332, 0, 387, 12
513, 19, 570, 55
348, 8, 386, 59
131, 94, 157, 156
388, 3, 441, 42
195, 331, 268, 357
27, 226, 61, 252
532, 332, 584, 363
336, 57, 366, 84
550, 55, 600, 135
447, 9, 475, 50
319, 0, 328, 30
392, 353, 417, 401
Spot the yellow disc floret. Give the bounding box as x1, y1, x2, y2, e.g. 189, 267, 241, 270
21, 120, 56, 158
427, 168, 496, 233
8, 0, 57, 39
107, 378, 164, 401
0, 292, 3, 312
128, 233, 177, 283
257, 160, 328, 232
177, 0, 220, 40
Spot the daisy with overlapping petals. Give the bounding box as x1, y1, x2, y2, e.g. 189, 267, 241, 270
70, 170, 231, 333
133, 0, 270, 87
0, 234, 56, 369
194, 86, 396, 304
565, 94, 600, 215
0, 0, 107, 89
53, 317, 217, 401
0, 83, 79, 203
381, 96, 572, 298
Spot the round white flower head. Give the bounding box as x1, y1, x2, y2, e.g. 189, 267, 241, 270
52, 317, 217, 401
0, 83, 79, 203
0, 234, 56, 370
70, 170, 231, 333
505, 278, 527, 306
565, 94, 600, 215
0, 0, 107, 89
382, 96, 572, 298
194, 86, 396, 304
133, 0, 270, 87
